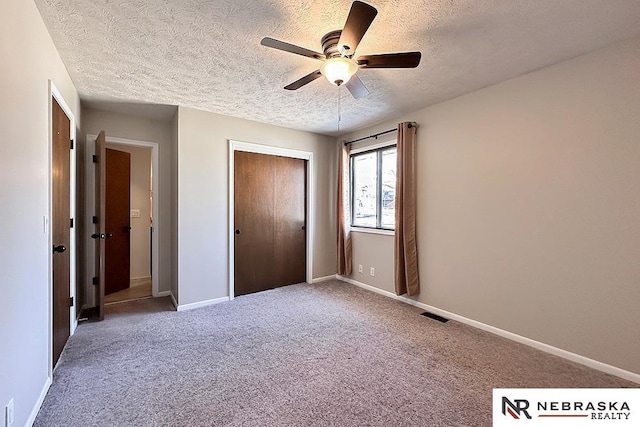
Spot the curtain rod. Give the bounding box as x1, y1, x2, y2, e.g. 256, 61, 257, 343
344, 123, 414, 145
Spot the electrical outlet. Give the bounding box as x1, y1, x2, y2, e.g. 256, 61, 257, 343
370, 267, 375, 276
5, 398, 14, 427
358, 264, 363, 273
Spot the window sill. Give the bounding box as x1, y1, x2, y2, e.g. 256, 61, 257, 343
350, 227, 394, 236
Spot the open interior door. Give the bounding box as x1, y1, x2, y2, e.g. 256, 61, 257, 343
105, 148, 131, 296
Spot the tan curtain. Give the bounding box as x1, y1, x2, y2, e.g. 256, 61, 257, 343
337, 140, 352, 275
395, 122, 420, 296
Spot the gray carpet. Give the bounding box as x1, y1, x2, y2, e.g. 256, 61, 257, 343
35, 280, 635, 426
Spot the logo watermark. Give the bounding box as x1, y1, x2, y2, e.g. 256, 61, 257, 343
493, 389, 640, 426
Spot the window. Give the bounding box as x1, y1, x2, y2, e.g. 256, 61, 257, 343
351, 145, 396, 230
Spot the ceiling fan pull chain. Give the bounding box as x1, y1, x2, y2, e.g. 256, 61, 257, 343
337, 86, 342, 133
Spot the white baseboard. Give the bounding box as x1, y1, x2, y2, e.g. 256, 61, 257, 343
27, 376, 52, 426
337, 275, 640, 384
130, 276, 152, 287
177, 296, 229, 312
311, 274, 338, 283
156, 290, 172, 298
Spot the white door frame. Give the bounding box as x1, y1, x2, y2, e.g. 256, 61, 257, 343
48, 81, 76, 376
86, 134, 160, 300
228, 140, 315, 300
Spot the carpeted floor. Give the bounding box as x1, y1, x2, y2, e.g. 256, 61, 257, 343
35, 280, 635, 426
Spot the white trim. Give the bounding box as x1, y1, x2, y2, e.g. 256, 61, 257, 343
86, 134, 161, 303
336, 275, 640, 384
48, 81, 77, 383
312, 275, 338, 283
228, 140, 315, 301
156, 290, 172, 298
170, 292, 178, 309
177, 296, 229, 311
104, 296, 153, 306
26, 376, 52, 427
350, 138, 396, 154
351, 227, 394, 236
130, 276, 152, 287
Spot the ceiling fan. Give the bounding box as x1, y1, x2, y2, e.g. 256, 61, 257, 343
261, 1, 422, 99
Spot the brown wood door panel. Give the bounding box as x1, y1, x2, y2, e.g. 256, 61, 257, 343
52, 98, 70, 366
234, 151, 306, 296
274, 156, 306, 286
234, 151, 276, 295
105, 148, 131, 295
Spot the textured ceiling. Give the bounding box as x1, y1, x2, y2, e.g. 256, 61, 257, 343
35, 0, 640, 136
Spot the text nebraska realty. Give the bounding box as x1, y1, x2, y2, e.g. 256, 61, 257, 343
504, 397, 631, 420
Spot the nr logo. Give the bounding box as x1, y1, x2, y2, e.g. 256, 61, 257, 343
502, 397, 532, 420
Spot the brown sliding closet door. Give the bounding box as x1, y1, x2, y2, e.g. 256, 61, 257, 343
234, 151, 306, 296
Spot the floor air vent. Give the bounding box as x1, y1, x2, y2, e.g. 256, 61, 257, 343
421, 312, 449, 323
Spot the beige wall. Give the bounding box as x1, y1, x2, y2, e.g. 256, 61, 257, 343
82, 107, 176, 303
104, 144, 152, 281
0, 0, 81, 425
340, 36, 640, 375
349, 232, 395, 294
177, 107, 337, 306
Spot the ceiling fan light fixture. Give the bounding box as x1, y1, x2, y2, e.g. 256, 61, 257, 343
320, 57, 359, 86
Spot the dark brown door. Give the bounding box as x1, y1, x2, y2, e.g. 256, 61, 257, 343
94, 131, 106, 320
105, 148, 131, 295
52, 98, 71, 366
274, 156, 307, 286
234, 151, 306, 296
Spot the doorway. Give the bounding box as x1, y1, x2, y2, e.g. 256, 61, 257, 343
85, 135, 160, 312
228, 141, 315, 299
104, 145, 152, 304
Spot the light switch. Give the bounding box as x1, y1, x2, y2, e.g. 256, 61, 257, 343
130, 209, 141, 218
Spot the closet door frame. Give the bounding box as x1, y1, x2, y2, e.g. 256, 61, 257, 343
228, 140, 314, 300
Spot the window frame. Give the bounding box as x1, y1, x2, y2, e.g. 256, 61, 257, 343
349, 140, 397, 233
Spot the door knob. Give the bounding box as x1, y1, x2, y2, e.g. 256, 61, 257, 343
53, 245, 66, 253
91, 233, 111, 239
235, 229, 241, 235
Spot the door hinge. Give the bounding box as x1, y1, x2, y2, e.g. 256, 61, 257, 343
92, 277, 99, 285
70, 139, 74, 150
70, 218, 74, 228
69, 297, 74, 307
92, 154, 98, 163
92, 216, 98, 224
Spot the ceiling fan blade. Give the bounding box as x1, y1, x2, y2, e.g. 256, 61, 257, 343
284, 70, 323, 90
338, 1, 378, 57
261, 37, 325, 60
345, 74, 370, 99
357, 52, 422, 68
